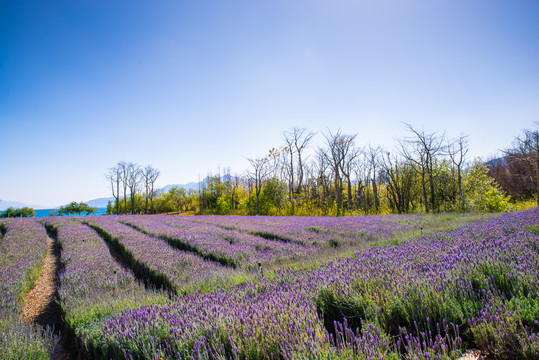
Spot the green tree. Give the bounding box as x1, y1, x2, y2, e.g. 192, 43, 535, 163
0, 207, 35, 218
106, 200, 114, 215
464, 160, 510, 212
20, 207, 36, 217
168, 187, 187, 214
259, 178, 288, 214
55, 202, 97, 216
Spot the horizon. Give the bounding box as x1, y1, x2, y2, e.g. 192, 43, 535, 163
1, 0, 538, 207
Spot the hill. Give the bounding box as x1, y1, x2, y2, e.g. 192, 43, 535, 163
0, 200, 48, 211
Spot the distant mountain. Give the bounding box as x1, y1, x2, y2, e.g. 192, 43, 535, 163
82, 180, 204, 207
86, 197, 115, 208
2, 175, 245, 212
159, 182, 200, 193
0, 200, 48, 211
485, 156, 506, 168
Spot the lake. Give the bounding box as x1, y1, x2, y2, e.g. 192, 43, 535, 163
33, 207, 108, 217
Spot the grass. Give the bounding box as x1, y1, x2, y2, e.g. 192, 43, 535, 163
386, 211, 498, 246
0, 221, 6, 239
66, 289, 169, 330
18, 256, 46, 307
248, 230, 301, 245
0, 312, 59, 360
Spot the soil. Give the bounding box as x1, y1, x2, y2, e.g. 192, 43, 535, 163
20, 234, 71, 360
458, 349, 484, 360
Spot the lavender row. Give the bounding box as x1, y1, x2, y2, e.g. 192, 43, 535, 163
123, 215, 308, 267
0, 219, 48, 311
97, 209, 539, 359
84, 216, 233, 291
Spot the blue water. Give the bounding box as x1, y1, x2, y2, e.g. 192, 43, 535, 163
33, 207, 108, 217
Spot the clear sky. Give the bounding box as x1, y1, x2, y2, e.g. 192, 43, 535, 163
1, 0, 538, 207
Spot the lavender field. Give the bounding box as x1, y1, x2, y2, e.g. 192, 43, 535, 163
1, 211, 538, 359
87, 210, 539, 359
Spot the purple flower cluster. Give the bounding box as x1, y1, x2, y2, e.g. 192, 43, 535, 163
102, 280, 327, 359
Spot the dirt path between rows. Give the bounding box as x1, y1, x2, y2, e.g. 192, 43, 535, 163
20, 234, 71, 360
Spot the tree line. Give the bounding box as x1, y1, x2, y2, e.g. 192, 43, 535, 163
106, 124, 537, 216
196, 124, 510, 215
0, 207, 35, 218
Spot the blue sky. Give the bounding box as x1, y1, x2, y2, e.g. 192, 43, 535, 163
1, 0, 538, 207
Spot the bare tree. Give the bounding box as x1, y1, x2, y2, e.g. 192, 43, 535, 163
106, 165, 122, 215
292, 128, 315, 194
400, 124, 444, 213
322, 130, 357, 215
447, 134, 469, 210
267, 147, 284, 179
126, 162, 141, 214
367, 145, 382, 212
488, 155, 535, 201
118, 161, 129, 214
283, 134, 295, 203
248, 156, 270, 215
352, 154, 368, 212
314, 148, 331, 211
142, 165, 160, 214
380, 151, 415, 214
339, 141, 361, 210
283, 127, 315, 210
321, 134, 342, 215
